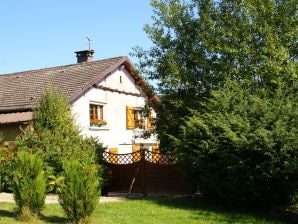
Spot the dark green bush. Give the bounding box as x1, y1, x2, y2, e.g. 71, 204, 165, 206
174, 81, 298, 207
0, 141, 16, 192
13, 150, 47, 220
59, 159, 101, 224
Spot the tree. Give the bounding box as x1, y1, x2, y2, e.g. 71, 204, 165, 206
133, 0, 297, 206
133, 0, 297, 150
33, 87, 76, 133
15, 87, 104, 192
173, 80, 297, 206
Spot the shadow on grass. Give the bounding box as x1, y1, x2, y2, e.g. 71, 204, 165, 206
39, 213, 68, 223
146, 196, 297, 224
0, 209, 15, 219
0, 207, 68, 223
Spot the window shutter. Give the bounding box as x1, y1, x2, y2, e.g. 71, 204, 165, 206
132, 145, 141, 162
147, 110, 154, 130
109, 148, 118, 164
152, 146, 160, 163
126, 106, 135, 129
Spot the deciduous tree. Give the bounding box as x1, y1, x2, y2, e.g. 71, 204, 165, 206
134, 0, 297, 206
133, 0, 297, 149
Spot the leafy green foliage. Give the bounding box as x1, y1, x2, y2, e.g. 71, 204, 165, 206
9, 87, 104, 223
15, 87, 105, 193
33, 87, 76, 132
173, 81, 298, 207
140, 0, 296, 89
0, 141, 16, 192
59, 160, 100, 224
133, 0, 297, 150
16, 128, 100, 179
134, 0, 297, 207
12, 150, 47, 220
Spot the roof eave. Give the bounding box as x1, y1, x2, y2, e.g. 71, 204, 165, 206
69, 57, 159, 105
69, 57, 135, 103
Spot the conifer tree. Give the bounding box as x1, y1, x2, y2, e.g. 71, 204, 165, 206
13, 150, 47, 221
59, 160, 100, 224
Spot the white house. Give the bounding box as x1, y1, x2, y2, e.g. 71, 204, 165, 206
0, 50, 159, 157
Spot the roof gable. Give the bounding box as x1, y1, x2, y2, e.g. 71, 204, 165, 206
0, 56, 142, 113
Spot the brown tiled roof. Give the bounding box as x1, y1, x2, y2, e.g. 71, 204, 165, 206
0, 111, 32, 124
0, 56, 133, 113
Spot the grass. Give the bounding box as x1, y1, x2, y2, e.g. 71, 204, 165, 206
0, 197, 295, 224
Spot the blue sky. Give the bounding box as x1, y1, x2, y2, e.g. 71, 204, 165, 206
0, 0, 153, 75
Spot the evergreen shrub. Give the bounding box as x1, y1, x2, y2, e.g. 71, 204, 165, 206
59, 159, 100, 224
174, 81, 298, 207
12, 150, 47, 220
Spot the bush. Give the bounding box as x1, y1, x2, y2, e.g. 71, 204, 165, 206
0, 141, 16, 192
59, 160, 100, 224
174, 81, 298, 207
14, 87, 105, 193
12, 150, 47, 221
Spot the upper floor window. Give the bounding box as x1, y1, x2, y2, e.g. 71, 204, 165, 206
90, 103, 106, 127
134, 109, 144, 129
126, 106, 154, 130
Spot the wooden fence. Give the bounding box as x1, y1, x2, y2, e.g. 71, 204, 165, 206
102, 149, 195, 196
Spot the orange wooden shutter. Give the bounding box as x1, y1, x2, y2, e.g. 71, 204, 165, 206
109, 148, 118, 164
126, 106, 135, 129
152, 146, 160, 163
147, 110, 154, 130
132, 145, 141, 162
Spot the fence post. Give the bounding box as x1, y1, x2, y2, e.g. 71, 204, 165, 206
140, 145, 147, 197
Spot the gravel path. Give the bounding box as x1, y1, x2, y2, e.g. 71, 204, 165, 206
0, 192, 128, 204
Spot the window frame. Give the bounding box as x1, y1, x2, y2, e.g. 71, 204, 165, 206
133, 108, 145, 129
126, 106, 155, 130
89, 102, 107, 128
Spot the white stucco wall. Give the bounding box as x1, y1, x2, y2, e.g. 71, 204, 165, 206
71, 66, 158, 154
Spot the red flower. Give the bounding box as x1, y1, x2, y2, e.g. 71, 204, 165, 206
90, 118, 107, 126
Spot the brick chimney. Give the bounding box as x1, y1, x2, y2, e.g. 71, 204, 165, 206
75, 49, 94, 63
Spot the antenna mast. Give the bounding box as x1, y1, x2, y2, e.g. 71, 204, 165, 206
86, 36, 93, 51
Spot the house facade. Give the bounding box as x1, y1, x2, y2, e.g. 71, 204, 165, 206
0, 50, 159, 156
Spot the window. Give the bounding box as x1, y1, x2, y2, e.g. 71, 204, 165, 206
134, 109, 144, 129
89, 104, 106, 127
126, 106, 155, 130
126, 106, 144, 129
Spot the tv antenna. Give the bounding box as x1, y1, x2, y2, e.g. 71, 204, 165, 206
86, 36, 93, 51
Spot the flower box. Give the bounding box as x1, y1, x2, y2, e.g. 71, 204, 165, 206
90, 118, 107, 127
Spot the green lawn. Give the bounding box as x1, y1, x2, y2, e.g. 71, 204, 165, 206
0, 197, 294, 224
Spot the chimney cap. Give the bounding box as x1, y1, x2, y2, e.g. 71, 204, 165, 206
75, 49, 95, 63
